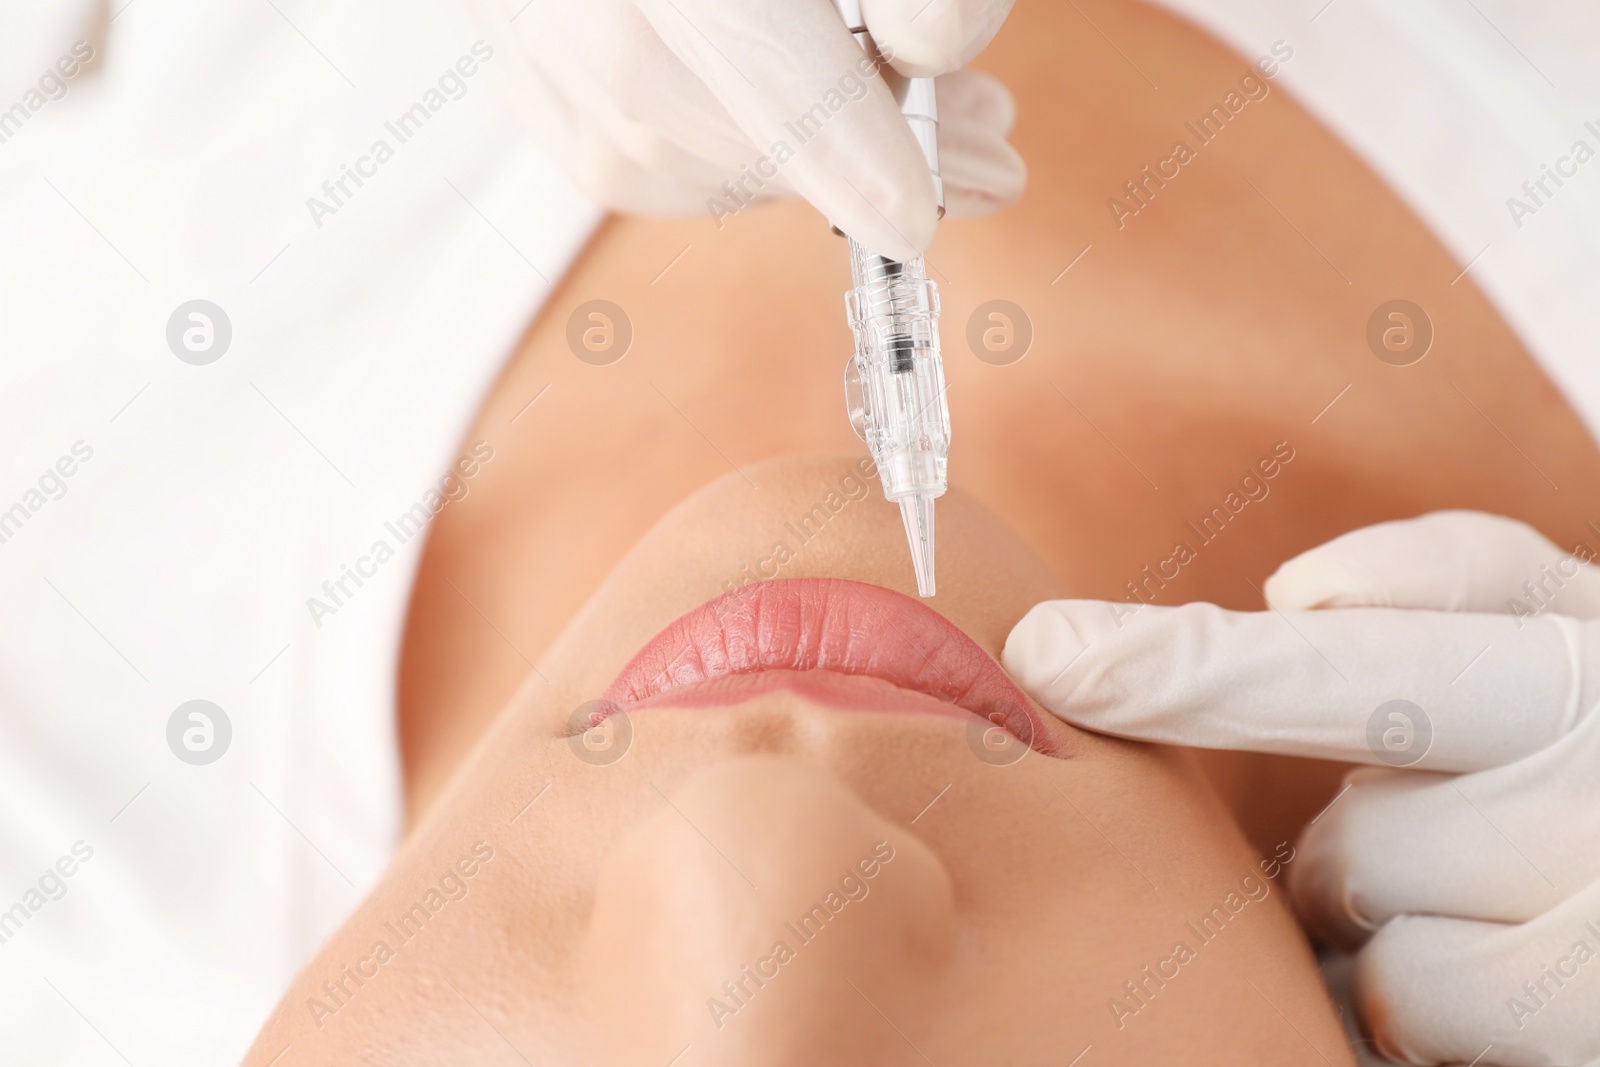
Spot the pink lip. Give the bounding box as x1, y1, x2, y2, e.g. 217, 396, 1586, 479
629, 669, 976, 719
603, 578, 1053, 751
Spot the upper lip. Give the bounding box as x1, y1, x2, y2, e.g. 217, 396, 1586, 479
603, 577, 1053, 750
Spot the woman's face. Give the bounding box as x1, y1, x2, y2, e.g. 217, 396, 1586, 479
244, 455, 1352, 1066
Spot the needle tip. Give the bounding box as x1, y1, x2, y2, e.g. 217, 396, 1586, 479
898, 494, 936, 597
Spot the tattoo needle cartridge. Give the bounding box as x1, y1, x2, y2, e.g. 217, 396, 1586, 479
833, 0, 951, 598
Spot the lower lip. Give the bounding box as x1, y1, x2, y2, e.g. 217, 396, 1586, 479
629, 668, 974, 719
602, 578, 1050, 750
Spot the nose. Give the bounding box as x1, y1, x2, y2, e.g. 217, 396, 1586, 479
577, 754, 955, 1066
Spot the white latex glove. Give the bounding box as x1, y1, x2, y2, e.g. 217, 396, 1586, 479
469, 0, 1025, 261
1003, 511, 1600, 1067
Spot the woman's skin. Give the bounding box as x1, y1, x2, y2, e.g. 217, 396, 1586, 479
399, 0, 1600, 849
245, 456, 1354, 1065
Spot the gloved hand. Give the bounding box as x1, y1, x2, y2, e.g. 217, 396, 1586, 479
1002, 511, 1600, 1067
469, 0, 1025, 261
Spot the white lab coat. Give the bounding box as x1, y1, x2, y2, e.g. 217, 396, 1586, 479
0, 2, 597, 1062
